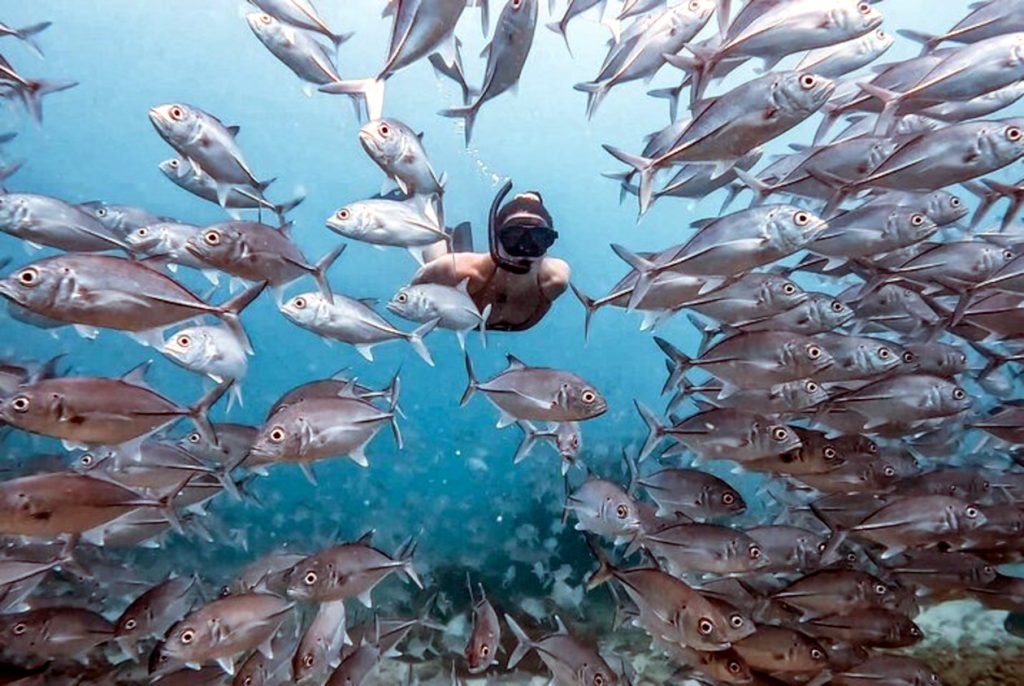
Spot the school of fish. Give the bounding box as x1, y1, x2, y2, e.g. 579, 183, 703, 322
1, 0, 1024, 684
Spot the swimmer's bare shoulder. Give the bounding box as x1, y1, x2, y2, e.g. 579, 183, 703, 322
539, 256, 570, 300
411, 251, 497, 290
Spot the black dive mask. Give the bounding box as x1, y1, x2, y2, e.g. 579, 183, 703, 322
489, 180, 558, 274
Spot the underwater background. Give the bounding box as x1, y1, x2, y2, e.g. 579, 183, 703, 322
2, 0, 1024, 684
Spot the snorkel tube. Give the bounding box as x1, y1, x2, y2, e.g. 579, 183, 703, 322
489, 179, 532, 274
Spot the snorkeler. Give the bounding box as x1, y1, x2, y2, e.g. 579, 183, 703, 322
411, 180, 570, 332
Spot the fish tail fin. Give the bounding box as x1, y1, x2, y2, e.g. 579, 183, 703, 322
254, 176, 276, 193
19, 78, 77, 123
319, 77, 386, 121
187, 380, 231, 450
56, 534, 92, 579
503, 614, 535, 670
573, 81, 609, 120
897, 28, 939, 55
217, 281, 266, 355
584, 534, 615, 591
857, 81, 903, 135
387, 380, 403, 449
329, 30, 356, 51
16, 21, 51, 58
439, 103, 480, 146
568, 281, 598, 342
547, 19, 573, 57
395, 536, 423, 589
683, 41, 719, 104
273, 193, 305, 223
654, 336, 691, 394
313, 243, 346, 303
609, 243, 657, 309
155, 475, 194, 535
513, 421, 540, 464
686, 313, 718, 356
732, 167, 773, 205
634, 400, 665, 461
460, 352, 478, 407
647, 83, 686, 123
385, 368, 403, 417
0, 159, 23, 192
407, 317, 438, 366
603, 145, 656, 215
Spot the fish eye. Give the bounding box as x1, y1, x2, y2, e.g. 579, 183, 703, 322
593, 676, 604, 686
480, 645, 490, 657
179, 628, 195, 643
616, 504, 629, 519
831, 300, 845, 312
572, 436, 580, 448
728, 661, 742, 674
902, 351, 915, 363
80, 453, 93, 466
203, 230, 221, 246
772, 427, 789, 441
818, 542, 828, 553
176, 335, 190, 348
749, 546, 761, 559
910, 626, 922, 637
188, 432, 200, 444
877, 347, 891, 359
868, 442, 878, 453
799, 74, 816, 90
259, 13, 272, 24
823, 446, 837, 460
11, 622, 26, 636
16, 267, 39, 286
302, 653, 315, 668
292, 297, 307, 310
1007, 126, 1023, 142
169, 159, 180, 168
874, 583, 887, 595
243, 679, 253, 686
858, 1, 871, 13
10, 396, 30, 413
808, 345, 822, 360
1004, 249, 1015, 260
965, 506, 979, 518
688, 0, 700, 9
581, 390, 598, 404
782, 282, 796, 294
396, 292, 408, 303
722, 492, 736, 505
336, 208, 351, 221
794, 210, 811, 225
378, 123, 391, 137
169, 105, 186, 121
96, 208, 107, 217
303, 570, 318, 585
805, 381, 818, 392
984, 565, 994, 575
811, 648, 825, 660
950, 196, 961, 207
697, 618, 715, 635
883, 466, 895, 477
953, 388, 966, 400
124, 618, 137, 630
730, 614, 745, 628
959, 353, 967, 364
511, 0, 522, 7
269, 426, 286, 443
911, 213, 926, 227
136, 227, 148, 237
876, 29, 886, 39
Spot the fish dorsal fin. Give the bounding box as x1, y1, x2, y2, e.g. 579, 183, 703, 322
553, 615, 569, 635
278, 221, 294, 239
359, 297, 378, 306
227, 125, 240, 136
336, 379, 361, 399
455, 277, 471, 295
121, 360, 153, 387
506, 354, 527, 371
356, 529, 375, 546
330, 367, 351, 381
416, 131, 424, 140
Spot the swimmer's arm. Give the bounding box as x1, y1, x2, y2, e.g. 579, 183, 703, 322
411, 252, 495, 289
540, 258, 570, 300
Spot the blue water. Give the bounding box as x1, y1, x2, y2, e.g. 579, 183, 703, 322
1, 0, 1022, 671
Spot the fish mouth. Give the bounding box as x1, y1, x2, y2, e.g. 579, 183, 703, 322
147, 107, 169, 132
0, 279, 14, 300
